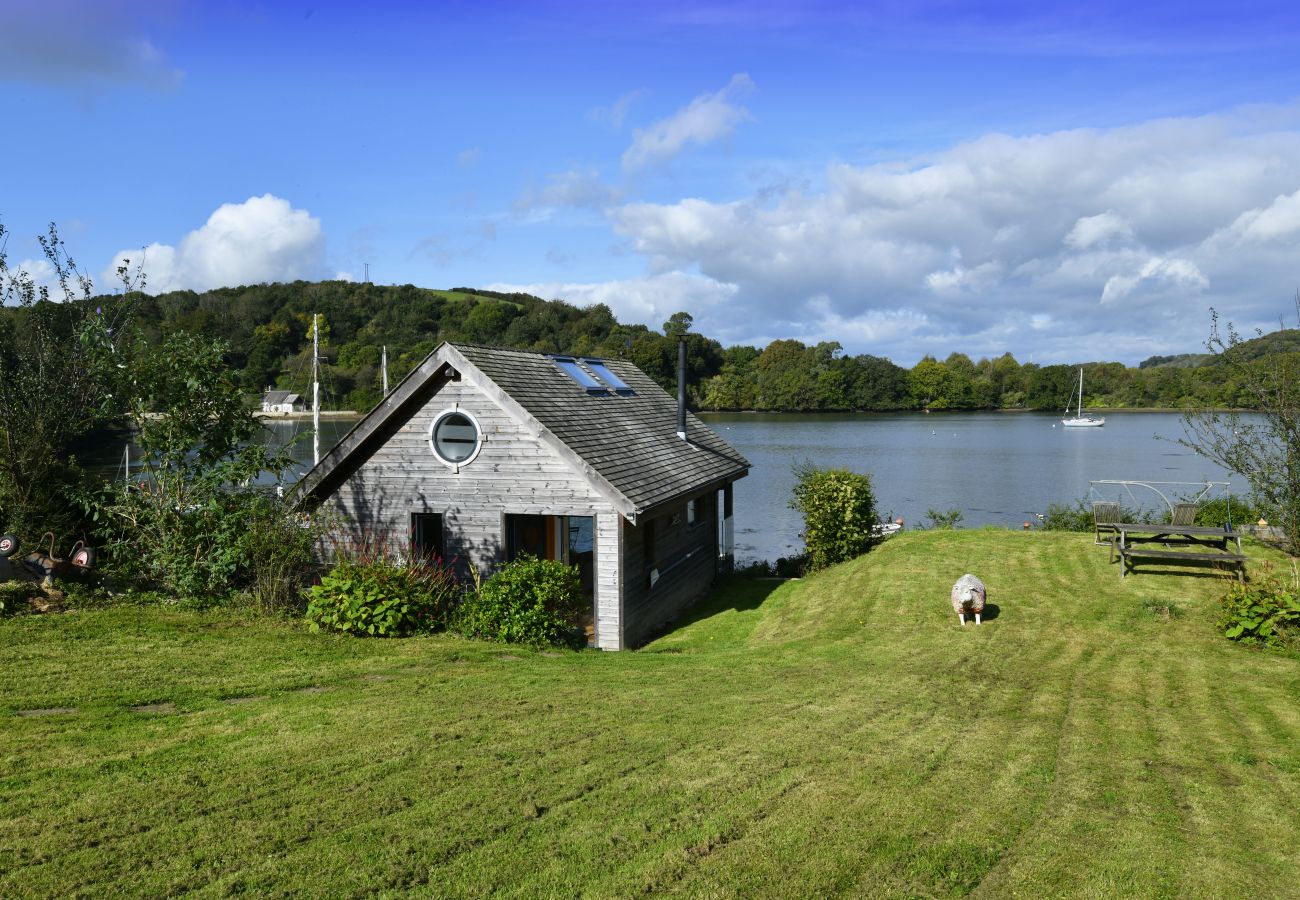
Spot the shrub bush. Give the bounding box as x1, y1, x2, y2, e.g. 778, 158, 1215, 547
455, 554, 586, 648
241, 499, 328, 614
1042, 499, 1162, 532
1218, 563, 1300, 649
1041, 500, 1094, 532
923, 508, 964, 530
789, 463, 879, 571
306, 556, 462, 637
1192, 496, 1262, 529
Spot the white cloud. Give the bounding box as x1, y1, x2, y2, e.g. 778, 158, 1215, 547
102, 195, 325, 294
1212, 187, 1300, 245
622, 74, 754, 171
1064, 211, 1134, 249
1100, 256, 1208, 305
604, 106, 1300, 363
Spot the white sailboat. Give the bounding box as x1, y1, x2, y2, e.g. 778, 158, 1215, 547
1061, 367, 1104, 427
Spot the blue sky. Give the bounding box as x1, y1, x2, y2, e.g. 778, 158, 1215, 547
4, 0, 1300, 364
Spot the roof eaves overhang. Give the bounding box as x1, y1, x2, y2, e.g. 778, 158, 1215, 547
289, 343, 460, 510
633, 467, 750, 523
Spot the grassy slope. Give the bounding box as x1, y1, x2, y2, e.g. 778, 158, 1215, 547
2, 531, 1298, 897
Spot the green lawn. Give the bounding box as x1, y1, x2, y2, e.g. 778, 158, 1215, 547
2, 531, 1298, 897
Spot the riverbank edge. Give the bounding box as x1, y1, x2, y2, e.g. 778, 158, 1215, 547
252, 407, 1248, 419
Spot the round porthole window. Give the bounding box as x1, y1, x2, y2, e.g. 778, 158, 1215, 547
429, 409, 483, 468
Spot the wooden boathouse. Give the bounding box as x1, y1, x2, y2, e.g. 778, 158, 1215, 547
293, 342, 749, 650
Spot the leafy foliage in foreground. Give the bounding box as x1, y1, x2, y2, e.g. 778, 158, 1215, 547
1182, 311, 1300, 556
454, 554, 586, 647
307, 556, 462, 637
789, 463, 879, 571
0, 223, 140, 537
1219, 562, 1300, 648
85, 333, 308, 601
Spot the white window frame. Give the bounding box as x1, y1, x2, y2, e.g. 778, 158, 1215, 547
428, 407, 484, 471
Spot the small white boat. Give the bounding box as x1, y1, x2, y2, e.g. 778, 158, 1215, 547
1061, 367, 1104, 427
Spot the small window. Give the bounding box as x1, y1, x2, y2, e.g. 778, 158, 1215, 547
552, 357, 608, 393
584, 360, 635, 395
429, 408, 483, 467
687, 498, 697, 526
411, 513, 444, 563
642, 518, 656, 566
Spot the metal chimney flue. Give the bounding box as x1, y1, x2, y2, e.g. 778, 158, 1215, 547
676, 338, 687, 441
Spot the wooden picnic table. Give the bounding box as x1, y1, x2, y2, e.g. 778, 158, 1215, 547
1111, 522, 1247, 582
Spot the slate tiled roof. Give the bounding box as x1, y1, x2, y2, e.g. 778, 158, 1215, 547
262, 391, 301, 406
456, 344, 749, 513
295, 342, 748, 518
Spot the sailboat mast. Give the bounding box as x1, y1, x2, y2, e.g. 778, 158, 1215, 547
312, 313, 321, 467
382, 345, 389, 396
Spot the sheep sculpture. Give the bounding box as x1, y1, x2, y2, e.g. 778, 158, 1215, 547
950, 573, 986, 625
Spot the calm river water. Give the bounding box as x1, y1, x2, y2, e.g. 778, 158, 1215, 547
88, 411, 1243, 566
699, 411, 1243, 564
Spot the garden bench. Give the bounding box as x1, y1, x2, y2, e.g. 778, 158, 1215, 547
1092, 501, 1122, 545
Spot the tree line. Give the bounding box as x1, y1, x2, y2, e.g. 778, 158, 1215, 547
93, 278, 1298, 413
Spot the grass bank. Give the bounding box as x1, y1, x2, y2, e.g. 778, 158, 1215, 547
2, 531, 1298, 896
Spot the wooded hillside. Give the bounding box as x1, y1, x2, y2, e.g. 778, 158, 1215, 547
21, 279, 1297, 412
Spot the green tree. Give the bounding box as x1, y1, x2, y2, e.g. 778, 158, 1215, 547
90, 332, 297, 599
0, 223, 140, 537
1181, 313, 1300, 556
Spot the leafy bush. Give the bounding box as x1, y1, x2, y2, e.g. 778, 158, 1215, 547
242, 500, 329, 614
1042, 499, 1159, 532
1191, 496, 1261, 529
1218, 563, 1300, 649
1041, 500, 1094, 532
83, 332, 306, 604
306, 556, 462, 637
789, 463, 879, 571
923, 508, 964, 530
455, 554, 586, 648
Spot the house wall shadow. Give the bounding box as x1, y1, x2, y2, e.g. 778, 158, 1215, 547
645, 575, 787, 640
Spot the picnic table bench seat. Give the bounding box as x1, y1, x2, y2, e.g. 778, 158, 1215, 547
1111, 522, 1247, 583
1118, 546, 1248, 581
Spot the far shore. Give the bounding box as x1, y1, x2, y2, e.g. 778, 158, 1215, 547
255, 410, 360, 420
697, 406, 1241, 415
251, 407, 1243, 421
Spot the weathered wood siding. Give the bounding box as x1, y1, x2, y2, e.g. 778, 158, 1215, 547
594, 512, 623, 650
620, 491, 719, 647
324, 373, 625, 649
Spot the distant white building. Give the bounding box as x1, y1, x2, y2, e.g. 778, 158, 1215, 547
261, 390, 302, 414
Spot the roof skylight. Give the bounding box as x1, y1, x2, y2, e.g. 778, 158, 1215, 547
584, 360, 635, 395
552, 357, 608, 394
550, 356, 636, 396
